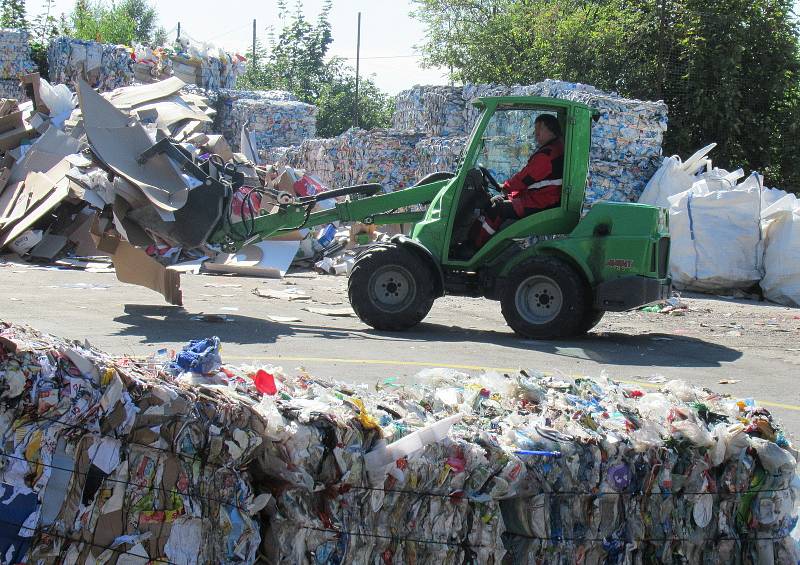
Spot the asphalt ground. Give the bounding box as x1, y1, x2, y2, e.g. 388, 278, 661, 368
2, 259, 799, 438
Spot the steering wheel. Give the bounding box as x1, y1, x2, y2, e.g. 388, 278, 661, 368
478, 165, 503, 192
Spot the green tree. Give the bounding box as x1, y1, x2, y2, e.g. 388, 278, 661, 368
0, 0, 28, 30
118, 0, 158, 44
411, 0, 800, 191
29, 0, 60, 44
316, 60, 394, 136
70, 0, 138, 45
237, 0, 393, 136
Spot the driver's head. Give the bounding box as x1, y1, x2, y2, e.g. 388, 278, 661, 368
534, 114, 562, 146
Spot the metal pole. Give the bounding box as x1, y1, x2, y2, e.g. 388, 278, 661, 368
354, 12, 361, 129
252, 19, 257, 68
177, 22, 181, 41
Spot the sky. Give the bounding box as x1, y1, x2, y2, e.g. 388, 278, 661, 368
24, 0, 450, 94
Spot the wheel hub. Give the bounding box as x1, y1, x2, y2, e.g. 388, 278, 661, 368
369, 266, 416, 312
516, 275, 563, 325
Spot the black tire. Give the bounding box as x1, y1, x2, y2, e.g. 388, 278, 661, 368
500, 257, 589, 339
348, 244, 435, 331
579, 308, 605, 334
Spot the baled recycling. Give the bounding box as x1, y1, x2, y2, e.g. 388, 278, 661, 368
47, 37, 134, 92
269, 80, 667, 207
45, 35, 247, 93
213, 89, 317, 153
0, 322, 798, 563
0, 29, 36, 101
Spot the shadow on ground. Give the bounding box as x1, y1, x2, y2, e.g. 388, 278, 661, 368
115, 304, 742, 368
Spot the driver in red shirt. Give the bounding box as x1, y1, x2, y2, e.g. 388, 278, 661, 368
468, 114, 564, 250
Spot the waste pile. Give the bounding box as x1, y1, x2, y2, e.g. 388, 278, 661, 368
44, 35, 246, 93
393, 85, 467, 137
393, 80, 667, 207
273, 79, 666, 204
0, 29, 36, 100
47, 37, 134, 92
168, 37, 247, 91
415, 135, 467, 179
0, 74, 368, 304
0, 322, 266, 563
2, 321, 798, 563
639, 144, 800, 306
132, 44, 172, 83
214, 89, 317, 153
273, 129, 426, 190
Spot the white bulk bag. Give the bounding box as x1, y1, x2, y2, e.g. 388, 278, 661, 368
761, 194, 800, 307
667, 173, 764, 291
639, 143, 716, 209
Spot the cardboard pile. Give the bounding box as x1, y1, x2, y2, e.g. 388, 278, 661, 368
0, 74, 363, 305
0, 29, 36, 101
3, 322, 798, 563
0, 75, 220, 304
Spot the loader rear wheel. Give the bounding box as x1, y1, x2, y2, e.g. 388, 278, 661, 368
501, 257, 589, 339
348, 244, 435, 331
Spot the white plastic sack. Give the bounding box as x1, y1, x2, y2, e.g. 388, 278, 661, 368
761, 194, 800, 306
39, 78, 75, 127
667, 172, 764, 291
638, 143, 716, 208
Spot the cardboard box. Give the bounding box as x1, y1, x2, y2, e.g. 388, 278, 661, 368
0, 125, 35, 152
0, 110, 23, 134
20, 73, 49, 114
203, 134, 234, 162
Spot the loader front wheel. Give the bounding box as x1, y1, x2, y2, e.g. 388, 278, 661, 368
501, 257, 589, 339
348, 244, 434, 331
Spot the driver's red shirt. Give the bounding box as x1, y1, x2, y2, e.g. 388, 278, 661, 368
502, 138, 564, 217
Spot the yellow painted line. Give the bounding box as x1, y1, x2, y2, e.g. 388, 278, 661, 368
129, 354, 800, 413
222, 354, 516, 373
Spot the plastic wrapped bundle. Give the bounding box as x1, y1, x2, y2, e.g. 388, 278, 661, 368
393, 85, 467, 136
0, 323, 265, 564
587, 157, 661, 208
214, 89, 316, 152
271, 129, 427, 190
0, 29, 36, 79
2, 323, 798, 563
0, 78, 25, 100
47, 37, 133, 92
415, 135, 466, 178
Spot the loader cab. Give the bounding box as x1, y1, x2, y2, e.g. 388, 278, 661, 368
411, 97, 594, 266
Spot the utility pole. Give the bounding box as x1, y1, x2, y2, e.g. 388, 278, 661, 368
354, 12, 361, 129
177, 22, 181, 41
252, 19, 257, 68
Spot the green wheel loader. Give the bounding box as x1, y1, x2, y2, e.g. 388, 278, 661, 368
207, 95, 671, 339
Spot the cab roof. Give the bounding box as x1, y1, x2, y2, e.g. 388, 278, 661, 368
472, 95, 596, 115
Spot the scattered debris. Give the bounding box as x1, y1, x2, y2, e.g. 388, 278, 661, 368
301, 306, 355, 317
266, 315, 301, 323
252, 287, 310, 301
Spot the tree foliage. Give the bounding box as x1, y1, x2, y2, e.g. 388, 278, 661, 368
68, 0, 160, 46
412, 0, 800, 190
237, 0, 393, 137
0, 0, 28, 30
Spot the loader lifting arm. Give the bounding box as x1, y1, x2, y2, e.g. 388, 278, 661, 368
206, 177, 448, 251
